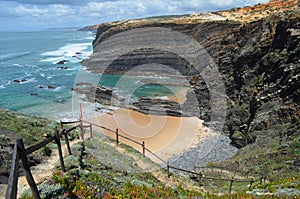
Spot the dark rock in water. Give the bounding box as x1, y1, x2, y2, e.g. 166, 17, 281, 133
73, 82, 124, 105
30, 93, 38, 96
56, 98, 65, 104
57, 66, 69, 69
56, 60, 69, 64
76, 52, 83, 55
13, 79, 27, 83
48, 85, 56, 89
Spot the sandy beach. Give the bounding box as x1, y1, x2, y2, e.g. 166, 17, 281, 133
86, 108, 210, 163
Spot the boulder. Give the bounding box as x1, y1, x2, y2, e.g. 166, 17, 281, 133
56, 60, 69, 64
47, 85, 56, 89
57, 66, 69, 69
13, 79, 27, 83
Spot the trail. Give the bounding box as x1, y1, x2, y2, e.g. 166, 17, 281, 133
16, 140, 81, 198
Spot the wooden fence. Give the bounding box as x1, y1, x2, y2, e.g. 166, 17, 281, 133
6, 118, 266, 198
79, 120, 267, 194
5, 123, 91, 199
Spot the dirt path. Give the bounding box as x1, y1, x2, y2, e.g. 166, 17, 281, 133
16, 139, 81, 198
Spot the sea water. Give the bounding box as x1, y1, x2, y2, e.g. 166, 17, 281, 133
0, 29, 95, 120
0, 29, 187, 121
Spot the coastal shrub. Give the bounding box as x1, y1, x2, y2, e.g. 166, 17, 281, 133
103, 182, 203, 199
41, 146, 52, 156
274, 188, 300, 197
0, 109, 58, 145
66, 128, 80, 141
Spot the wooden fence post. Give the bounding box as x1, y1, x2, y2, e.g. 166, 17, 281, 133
6, 143, 19, 199
142, 141, 145, 157
167, 161, 170, 178
90, 124, 93, 138
260, 176, 265, 185
229, 177, 234, 194
80, 120, 84, 141
62, 129, 72, 155
60, 120, 63, 130
54, 130, 65, 172
249, 178, 254, 190
17, 139, 41, 199
116, 128, 119, 145
79, 103, 84, 140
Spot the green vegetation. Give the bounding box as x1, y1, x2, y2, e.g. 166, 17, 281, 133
0, 109, 58, 145
19, 134, 300, 198
0, 108, 298, 198
20, 141, 203, 198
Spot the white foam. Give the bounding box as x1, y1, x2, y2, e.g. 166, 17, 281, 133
0, 85, 5, 89
19, 78, 37, 84
85, 36, 95, 40
53, 86, 63, 92
42, 43, 91, 57
40, 56, 65, 63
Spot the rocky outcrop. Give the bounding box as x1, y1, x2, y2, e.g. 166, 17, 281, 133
217, 12, 300, 148
78, 24, 99, 32
73, 82, 124, 105
81, 1, 299, 149
56, 60, 69, 64
132, 98, 182, 117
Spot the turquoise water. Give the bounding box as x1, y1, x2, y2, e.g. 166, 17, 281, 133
0, 30, 187, 120
98, 74, 181, 100
0, 29, 94, 119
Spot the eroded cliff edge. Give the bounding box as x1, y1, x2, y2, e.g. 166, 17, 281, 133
81, 1, 299, 152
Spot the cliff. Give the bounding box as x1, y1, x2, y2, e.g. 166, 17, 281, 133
78, 24, 99, 32
81, 0, 299, 150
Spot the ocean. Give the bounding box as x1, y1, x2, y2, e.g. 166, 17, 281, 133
0, 29, 96, 120
0, 29, 187, 121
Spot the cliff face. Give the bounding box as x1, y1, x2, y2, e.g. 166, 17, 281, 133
82, 1, 299, 149
216, 13, 300, 148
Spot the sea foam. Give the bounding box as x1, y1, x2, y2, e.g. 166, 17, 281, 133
41, 43, 91, 57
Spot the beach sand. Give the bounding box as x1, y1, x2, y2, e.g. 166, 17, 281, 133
86, 108, 210, 164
